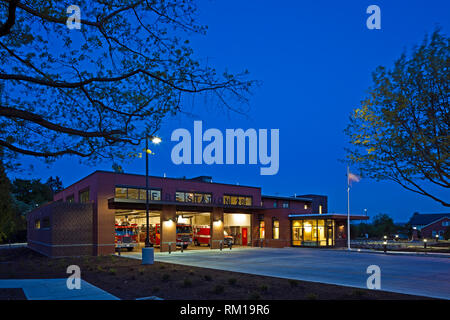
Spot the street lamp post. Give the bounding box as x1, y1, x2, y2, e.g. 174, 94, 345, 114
145, 136, 151, 248
142, 135, 161, 265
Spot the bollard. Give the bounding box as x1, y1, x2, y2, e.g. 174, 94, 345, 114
423, 239, 427, 249
383, 241, 387, 253
220, 241, 223, 251
181, 243, 184, 253
118, 247, 121, 256
229, 242, 232, 250
168, 243, 172, 254
260, 239, 263, 248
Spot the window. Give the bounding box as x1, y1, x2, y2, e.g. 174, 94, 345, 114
319, 205, 323, 214
127, 188, 139, 200
223, 195, 252, 206
442, 221, 449, 227
114, 187, 161, 201
176, 191, 211, 204
41, 217, 50, 229
150, 190, 161, 201
115, 188, 127, 199
66, 195, 74, 203
259, 220, 265, 239
79, 189, 90, 203
273, 201, 277, 208
34, 219, 40, 229
304, 204, 308, 209
282, 201, 289, 208
272, 219, 279, 239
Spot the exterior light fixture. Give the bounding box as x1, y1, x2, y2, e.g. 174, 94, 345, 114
151, 136, 162, 144
423, 238, 427, 249
383, 235, 387, 240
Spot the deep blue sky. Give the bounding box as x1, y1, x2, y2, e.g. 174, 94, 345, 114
11, 0, 450, 222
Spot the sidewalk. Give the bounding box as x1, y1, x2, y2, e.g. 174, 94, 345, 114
348, 247, 450, 258
0, 279, 119, 300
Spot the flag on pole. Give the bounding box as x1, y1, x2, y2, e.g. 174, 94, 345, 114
346, 167, 360, 251
347, 171, 361, 186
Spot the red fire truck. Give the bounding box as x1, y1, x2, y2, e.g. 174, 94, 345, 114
149, 223, 193, 249
193, 225, 234, 246
115, 223, 138, 251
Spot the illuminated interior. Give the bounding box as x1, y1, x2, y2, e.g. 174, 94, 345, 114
292, 219, 335, 247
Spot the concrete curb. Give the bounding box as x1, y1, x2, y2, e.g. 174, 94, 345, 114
349, 248, 450, 259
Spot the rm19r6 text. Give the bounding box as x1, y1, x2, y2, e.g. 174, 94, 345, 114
224, 304, 270, 315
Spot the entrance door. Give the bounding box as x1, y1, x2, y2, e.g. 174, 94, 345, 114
327, 226, 334, 246
242, 227, 248, 246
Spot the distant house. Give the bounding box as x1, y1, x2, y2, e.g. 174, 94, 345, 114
408, 213, 450, 239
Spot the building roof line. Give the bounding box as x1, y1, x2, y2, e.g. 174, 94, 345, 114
55, 170, 262, 197
262, 195, 312, 202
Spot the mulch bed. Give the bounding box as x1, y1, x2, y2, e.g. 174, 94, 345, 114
0, 288, 27, 300
0, 248, 431, 300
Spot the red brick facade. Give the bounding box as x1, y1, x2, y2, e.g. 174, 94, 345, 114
27, 202, 93, 257
420, 217, 450, 239
27, 171, 357, 257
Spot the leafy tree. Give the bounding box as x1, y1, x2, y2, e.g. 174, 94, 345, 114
0, 157, 15, 242
11, 178, 53, 208
112, 163, 124, 173
45, 176, 63, 195
352, 222, 374, 238
0, 1, 255, 169
444, 226, 450, 240
372, 213, 396, 238
345, 30, 449, 207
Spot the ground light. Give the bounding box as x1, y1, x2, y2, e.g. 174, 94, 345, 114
423, 238, 427, 249
142, 135, 162, 265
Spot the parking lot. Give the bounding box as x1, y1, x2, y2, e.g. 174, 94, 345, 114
123, 247, 450, 299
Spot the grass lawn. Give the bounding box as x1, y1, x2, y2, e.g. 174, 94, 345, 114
0, 248, 430, 300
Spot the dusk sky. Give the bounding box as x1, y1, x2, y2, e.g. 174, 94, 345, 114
11, 0, 449, 222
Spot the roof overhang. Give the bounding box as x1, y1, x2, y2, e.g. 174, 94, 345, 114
108, 198, 263, 213
288, 213, 369, 220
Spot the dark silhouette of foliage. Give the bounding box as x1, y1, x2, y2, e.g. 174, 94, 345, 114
345, 29, 449, 206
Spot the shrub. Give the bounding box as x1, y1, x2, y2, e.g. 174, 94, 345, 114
182, 279, 192, 288
204, 275, 212, 281
259, 284, 268, 292
228, 278, 237, 286
162, 274, 170, 282
351, 289, 365, 297
306, 293, 318, 300
153, 287, 160, 292
288, 279, 298, 287
109, 268, 116, 275
212, 285, 224, 294
248, 292, 260, 300
139, 268, 145, 275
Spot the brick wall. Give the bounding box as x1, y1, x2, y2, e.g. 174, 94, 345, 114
27, 202, 94, 257
421, 217, 450, 238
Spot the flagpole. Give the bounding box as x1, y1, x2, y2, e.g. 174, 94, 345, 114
347, 165, 351, 251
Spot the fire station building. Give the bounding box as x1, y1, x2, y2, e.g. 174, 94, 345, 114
27, 171, 367, 257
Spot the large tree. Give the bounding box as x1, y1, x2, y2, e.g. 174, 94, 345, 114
0, 157, 15, 242
345, 30, 449, 207
0, 0, 255, 169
